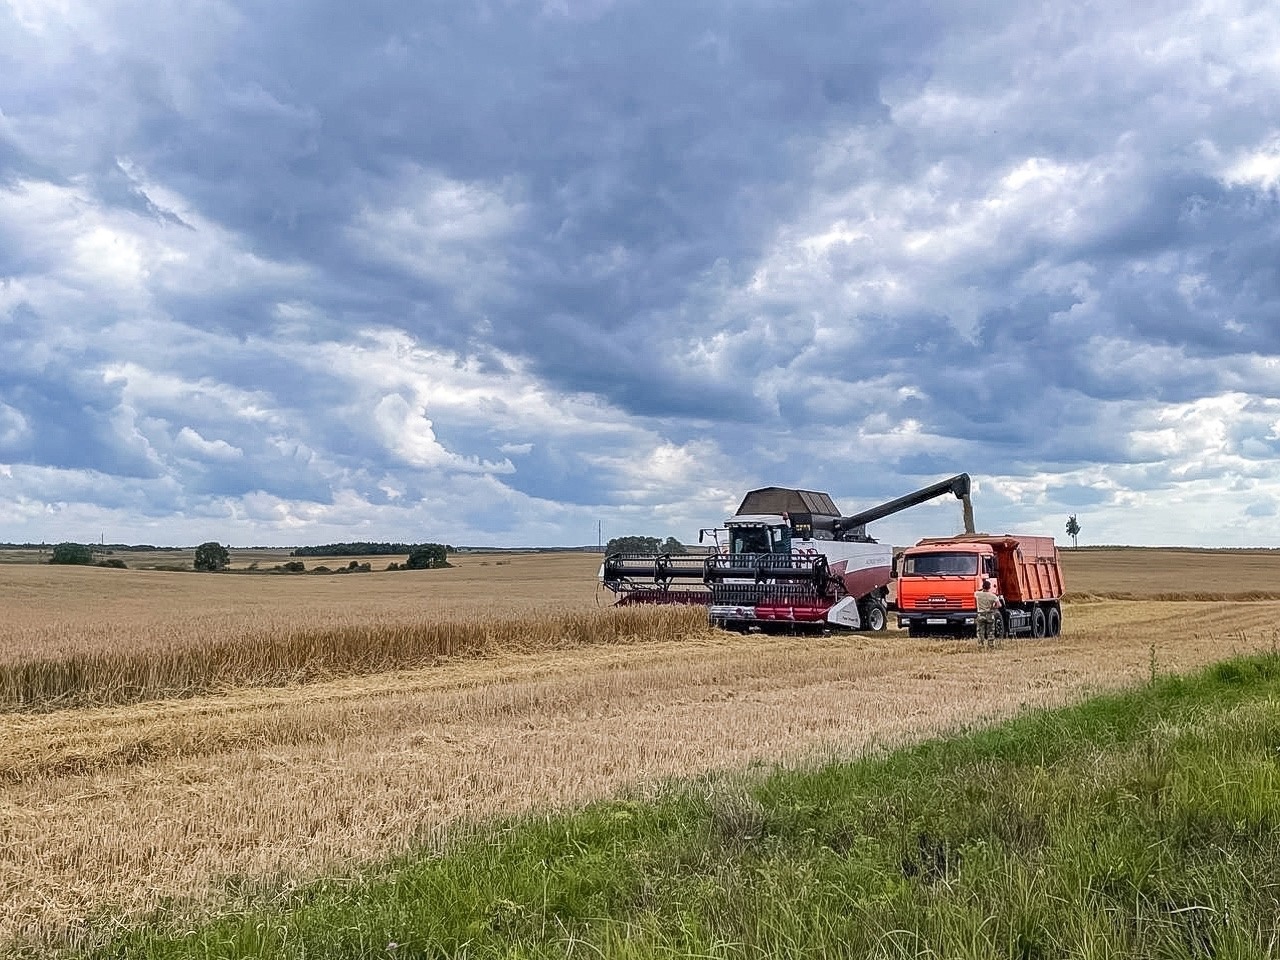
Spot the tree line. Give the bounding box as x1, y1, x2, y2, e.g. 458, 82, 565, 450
45, 541, 452, 571
604, 536, 687, 555
290, 542, 454, 558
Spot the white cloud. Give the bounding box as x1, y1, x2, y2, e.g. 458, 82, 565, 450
371, 393, 513, 474
1221, 134, 1280, 190
0, 402, 30, 449
347, 166, 526, 302
175, 426, 243, 461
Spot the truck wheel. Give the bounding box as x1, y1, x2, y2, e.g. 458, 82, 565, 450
1031, 606, 1046, 639
994, 613, 1007, 639
1047, 606, 1061, 637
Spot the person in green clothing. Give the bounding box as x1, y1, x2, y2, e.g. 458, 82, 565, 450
974, 579, 1003, 648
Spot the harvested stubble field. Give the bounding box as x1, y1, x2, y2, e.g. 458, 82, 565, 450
2, 547, 1279, 952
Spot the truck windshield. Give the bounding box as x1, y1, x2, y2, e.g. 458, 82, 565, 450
902, 552, 978, 576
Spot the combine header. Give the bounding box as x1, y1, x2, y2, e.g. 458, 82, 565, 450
600, 474, 974, 633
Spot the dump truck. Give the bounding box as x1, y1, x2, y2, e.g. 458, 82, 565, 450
599, 474, 975, 633
894, 534, 1065, 639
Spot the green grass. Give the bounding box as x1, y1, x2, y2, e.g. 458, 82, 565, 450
60, 655, 1280, 959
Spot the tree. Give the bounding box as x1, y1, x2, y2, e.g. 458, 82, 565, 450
49, 542, 93, 565
1065, 515, 1081, 549
605, 535, 686, 556
194, 541, 230, 571
405, 543, 450, 569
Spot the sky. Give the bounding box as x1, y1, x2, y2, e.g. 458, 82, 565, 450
2, 0, 1280, 549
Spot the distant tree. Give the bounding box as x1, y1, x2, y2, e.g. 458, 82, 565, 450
194, 541, 230, 572
49, 542, 93, 565
1065, 515, 1081, 549
605, 535, 686, 555
405, 543, 451, 569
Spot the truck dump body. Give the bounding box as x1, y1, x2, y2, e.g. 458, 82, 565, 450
913, 534, 1064, 603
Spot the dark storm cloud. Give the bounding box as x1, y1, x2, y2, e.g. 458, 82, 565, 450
65, 1, 939, 394
0, 370, 158, 476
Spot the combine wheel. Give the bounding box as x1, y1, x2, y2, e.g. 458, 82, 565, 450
1031, 606, 1047, 639
862, 600, 888, 632
1046, 606, 1061, 637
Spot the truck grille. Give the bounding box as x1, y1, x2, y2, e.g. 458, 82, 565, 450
905, 596, 964, 611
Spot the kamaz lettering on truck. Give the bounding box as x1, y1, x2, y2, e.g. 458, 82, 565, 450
895, 534, 1065, 639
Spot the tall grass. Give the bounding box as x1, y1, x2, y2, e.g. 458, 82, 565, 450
75, 653, 1280, 960
0, 606, 709, 712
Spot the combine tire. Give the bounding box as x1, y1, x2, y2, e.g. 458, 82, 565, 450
863, 600, 888, 632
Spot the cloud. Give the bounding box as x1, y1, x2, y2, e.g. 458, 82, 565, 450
1, 0, 1280, 546
175, 426, 243, 462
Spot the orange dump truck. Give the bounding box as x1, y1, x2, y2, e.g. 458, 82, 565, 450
894, 534, 1065, 639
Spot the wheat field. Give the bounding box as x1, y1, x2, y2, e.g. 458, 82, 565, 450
1, 548, 1278, 950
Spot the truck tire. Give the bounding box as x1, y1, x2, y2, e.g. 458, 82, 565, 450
994, 612, 1007, 639
1046, 606, 1061, 637
1031, 606, 1046, 639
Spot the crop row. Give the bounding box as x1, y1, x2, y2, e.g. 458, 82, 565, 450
0, 605, 709, 711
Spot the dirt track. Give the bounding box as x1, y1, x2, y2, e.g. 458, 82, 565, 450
4, 597, 1279, 949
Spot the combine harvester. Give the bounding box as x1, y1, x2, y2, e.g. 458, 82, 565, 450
599, 474, 975, 633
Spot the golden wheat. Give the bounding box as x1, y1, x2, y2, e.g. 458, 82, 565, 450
0, 606, 708, 711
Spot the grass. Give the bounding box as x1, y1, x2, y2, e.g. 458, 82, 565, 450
61, 652, 1280, 960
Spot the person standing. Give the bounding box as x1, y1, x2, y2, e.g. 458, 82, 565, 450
974, 579, 1003, 649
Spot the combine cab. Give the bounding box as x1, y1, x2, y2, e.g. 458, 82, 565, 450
600, 475, 974, 633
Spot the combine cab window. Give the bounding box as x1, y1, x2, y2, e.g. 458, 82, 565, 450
902, 552, 978, 576
737, 527, 773, 555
